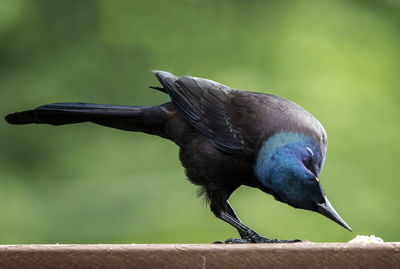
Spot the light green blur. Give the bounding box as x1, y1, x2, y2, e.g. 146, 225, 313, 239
0, 0, 399, 243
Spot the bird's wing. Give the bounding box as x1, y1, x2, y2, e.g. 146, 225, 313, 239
154, 71, 248, 153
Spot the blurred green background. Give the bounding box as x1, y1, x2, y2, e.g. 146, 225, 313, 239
1, 0, 399, 244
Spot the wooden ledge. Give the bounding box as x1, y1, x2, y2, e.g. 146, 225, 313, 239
0, 243, 399, 269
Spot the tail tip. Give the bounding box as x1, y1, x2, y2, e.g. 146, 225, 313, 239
5, 113, 16, 124
5, 112, 31, 125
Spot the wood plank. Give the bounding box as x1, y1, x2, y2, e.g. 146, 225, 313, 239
0, 243, 399, 269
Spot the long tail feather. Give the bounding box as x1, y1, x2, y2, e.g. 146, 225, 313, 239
6, 103, 143, 125
5, 102, 167, 137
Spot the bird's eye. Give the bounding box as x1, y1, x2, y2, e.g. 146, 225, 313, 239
306, 147, 314, 156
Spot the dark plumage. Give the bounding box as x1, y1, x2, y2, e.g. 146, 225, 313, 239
5, 70, 351, 243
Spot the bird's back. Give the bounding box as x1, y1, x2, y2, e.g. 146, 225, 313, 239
226, 91, 327, 152
154, 71, 327, 157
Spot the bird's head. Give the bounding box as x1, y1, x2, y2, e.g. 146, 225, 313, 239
254, 132, 352, 231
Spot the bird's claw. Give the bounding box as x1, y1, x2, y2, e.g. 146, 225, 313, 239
213, 236, 301, 244
251, 235, 301, 243
247, 229, 301, 243
213, 238, 251, 244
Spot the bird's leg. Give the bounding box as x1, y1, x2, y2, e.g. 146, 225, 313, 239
212, 201, 301, 244
224, 201, 249, 240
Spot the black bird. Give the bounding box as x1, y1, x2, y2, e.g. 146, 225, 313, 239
5, 71, 352, 243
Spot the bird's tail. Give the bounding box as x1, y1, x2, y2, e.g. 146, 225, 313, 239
5, 102, 168, 137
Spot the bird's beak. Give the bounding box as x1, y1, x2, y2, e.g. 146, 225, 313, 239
317, 195, 352, 232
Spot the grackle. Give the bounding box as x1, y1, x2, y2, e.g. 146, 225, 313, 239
5, 71, 352, 243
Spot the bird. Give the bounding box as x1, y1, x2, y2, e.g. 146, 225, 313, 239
5, 70, 352, 243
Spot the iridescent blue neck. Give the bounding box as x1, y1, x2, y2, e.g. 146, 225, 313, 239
254, 132, 324, 193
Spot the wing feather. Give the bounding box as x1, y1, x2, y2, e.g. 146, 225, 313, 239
154, 71, 248, 152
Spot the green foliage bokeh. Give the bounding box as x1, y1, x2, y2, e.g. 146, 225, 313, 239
1, 0, 399, 243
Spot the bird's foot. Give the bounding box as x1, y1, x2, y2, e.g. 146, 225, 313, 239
213, 235, 301, 244
213, 238, 251, 244
250, 235, 301, 243
246, 229, 301, 243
